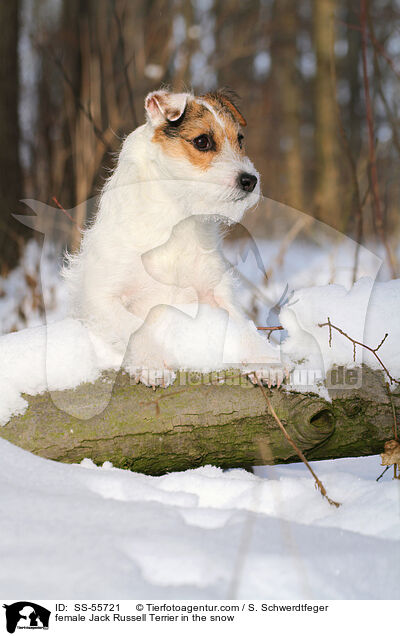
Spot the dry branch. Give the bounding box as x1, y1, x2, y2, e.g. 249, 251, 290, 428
319, 317, 399, 385
252, 374, 340, 507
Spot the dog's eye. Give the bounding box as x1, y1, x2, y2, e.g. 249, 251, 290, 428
238, 133, 244, 149
193, 134, 213, 151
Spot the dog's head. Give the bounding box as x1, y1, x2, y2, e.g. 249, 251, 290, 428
142, 88, 260, 223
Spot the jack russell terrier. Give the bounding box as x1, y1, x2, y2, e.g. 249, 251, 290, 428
63, 88, 284, 387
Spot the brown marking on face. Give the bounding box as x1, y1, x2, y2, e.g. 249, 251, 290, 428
151, 94, 246, 171
202, 89, 247, 127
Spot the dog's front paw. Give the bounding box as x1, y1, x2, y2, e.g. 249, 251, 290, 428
242, 363, 291, 388
124, 335, 177, 389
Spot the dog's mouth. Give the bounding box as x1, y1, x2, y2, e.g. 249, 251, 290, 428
231, 190, 259, 203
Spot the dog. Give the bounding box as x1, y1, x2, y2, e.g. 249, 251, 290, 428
63, 88, 283, 386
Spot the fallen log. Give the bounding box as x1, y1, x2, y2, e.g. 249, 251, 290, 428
0, 366, 397, 475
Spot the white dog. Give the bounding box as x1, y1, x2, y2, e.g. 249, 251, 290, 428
63, 88, 283, 386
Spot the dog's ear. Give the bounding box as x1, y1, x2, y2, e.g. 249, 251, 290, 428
145, 90, 187, 126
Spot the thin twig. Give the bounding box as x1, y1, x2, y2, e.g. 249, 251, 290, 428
51, 196, 82, 229
338, 18, 400, 81
368, 15, 400, 160
319, 317, 399, 385
139, 388, 187, 415
393, 401, 398, 440
385, 382, 398, 441
376, 465, 390, 481
257, 325, 284, 341
251, 373, 340, 508
385, 382, 398, 478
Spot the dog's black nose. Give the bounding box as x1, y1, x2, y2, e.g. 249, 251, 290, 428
238, 172, 257, 193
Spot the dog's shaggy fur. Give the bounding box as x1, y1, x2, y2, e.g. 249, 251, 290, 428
63, 89, 281, 385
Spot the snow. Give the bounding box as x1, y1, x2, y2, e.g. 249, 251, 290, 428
0, 318, 122, 424
0, 439, 398, 599
280, 277, 400, 385
1, 275, 399, 424
228, 236, 382, 325
0, 304, 278, 424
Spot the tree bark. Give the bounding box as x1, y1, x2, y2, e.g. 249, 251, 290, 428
0, 366, 396, 475
313, 0, 340, 228
270, 0, 304, 211
0, 0, 29, 273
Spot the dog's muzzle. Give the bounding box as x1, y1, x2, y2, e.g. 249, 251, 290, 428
238, 172, 258, 193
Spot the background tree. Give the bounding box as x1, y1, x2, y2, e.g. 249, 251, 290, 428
270, 0, 304, 211
313, 0, 340, 228
0, 0, 30, 274
1, 0, 400, 276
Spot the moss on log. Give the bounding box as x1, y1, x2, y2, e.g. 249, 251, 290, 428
0, 366, 397, 475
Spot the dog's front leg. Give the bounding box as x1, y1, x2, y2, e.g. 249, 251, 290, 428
83, 292, 175, 387
124, 304, 178, 388
212, 283, 289, 386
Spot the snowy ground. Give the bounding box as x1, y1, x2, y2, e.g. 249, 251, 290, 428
0, 438, 398, 600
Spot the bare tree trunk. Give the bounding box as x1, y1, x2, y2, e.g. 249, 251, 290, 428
172, 0, 196, 90
271, 0, 304, 211
313, 0, 340, 228
0, 0, 29, 274
59, 0, 82, 215
346, 5, 362, 158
